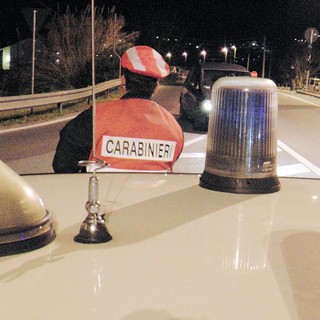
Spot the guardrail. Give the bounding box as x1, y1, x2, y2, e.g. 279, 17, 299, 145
0, 78, 121, 114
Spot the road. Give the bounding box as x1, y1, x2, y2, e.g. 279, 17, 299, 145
1, 86, 320, 177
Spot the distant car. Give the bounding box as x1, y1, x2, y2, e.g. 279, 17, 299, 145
180, 62, 251, 130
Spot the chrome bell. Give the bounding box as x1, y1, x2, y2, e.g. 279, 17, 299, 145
74, 160, 112, 243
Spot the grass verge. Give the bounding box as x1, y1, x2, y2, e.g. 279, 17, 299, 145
0, 88, 124, 128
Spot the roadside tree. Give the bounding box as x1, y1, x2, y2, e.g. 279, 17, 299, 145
279, 41, 320, 89
2, 6, 139, 95
37, 6, 139, 91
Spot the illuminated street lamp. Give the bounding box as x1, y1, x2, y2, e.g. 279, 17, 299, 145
200, 49, 207, 62
231, 45, 237, 63
222, 47, 228, 63
182, 51, 187, 67
166, 52, 172, 64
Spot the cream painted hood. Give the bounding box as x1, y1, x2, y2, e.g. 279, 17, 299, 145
1, 172, 320, 319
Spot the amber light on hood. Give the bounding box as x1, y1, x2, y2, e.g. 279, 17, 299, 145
200, 77, 280, 194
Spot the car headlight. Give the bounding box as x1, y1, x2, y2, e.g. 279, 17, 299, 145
201, 99, 212, 111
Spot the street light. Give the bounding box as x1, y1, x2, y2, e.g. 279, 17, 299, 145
231, 45, 237, 63
200, 49, 207, 62
221, 47, 228, 62
166, 52, 172, 65
31, 10, 37, 96
182, 51, 187, 68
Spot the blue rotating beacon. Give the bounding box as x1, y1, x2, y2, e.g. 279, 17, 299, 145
200, 77, 280, 194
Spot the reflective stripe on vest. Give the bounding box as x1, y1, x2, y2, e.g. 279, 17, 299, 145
101, 136, 176, 161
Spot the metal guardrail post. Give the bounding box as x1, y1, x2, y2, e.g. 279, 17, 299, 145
58, 102, 62, 115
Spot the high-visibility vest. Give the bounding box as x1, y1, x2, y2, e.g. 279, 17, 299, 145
89, 99, 184, 172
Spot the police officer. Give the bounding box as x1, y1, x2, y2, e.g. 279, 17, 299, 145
52, 46, 184, 173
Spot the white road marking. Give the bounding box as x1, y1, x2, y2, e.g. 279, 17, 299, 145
0, 114, 77, 134
180, 139, 320, 177
277, 140, 320, 176
184, 135, 207, 147
277, 163, 310, 176
180, 152, 206, 158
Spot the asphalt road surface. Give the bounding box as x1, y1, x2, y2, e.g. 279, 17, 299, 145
1, 86, 320, 177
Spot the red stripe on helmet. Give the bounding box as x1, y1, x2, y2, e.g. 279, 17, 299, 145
121, 46, 170, 78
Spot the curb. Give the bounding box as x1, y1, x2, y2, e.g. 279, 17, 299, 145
296, 89, 320, 99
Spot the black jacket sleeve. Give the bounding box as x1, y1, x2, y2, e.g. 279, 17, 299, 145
52, 108, 93, 173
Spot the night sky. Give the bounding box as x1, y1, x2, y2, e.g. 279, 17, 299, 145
1, 0, 320, 53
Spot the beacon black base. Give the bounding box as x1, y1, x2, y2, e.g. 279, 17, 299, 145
199, 170, 280, 194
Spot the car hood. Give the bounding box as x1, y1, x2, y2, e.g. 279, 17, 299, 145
1, 172, 320, 319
